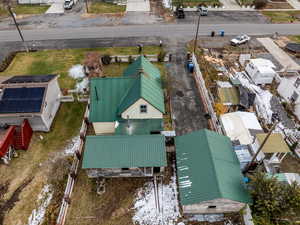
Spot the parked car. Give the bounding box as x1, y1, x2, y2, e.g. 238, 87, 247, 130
197, 5, 208, 16
230, 34, 250, 46
174, 7, 185, 19
64, 0, 74, 10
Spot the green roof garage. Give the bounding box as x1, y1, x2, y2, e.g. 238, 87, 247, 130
175, 129, 251, 214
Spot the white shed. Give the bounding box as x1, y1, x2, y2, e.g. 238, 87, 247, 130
0, 75, 61, 132
245, 59, 277, 85
220, 111, 263, 145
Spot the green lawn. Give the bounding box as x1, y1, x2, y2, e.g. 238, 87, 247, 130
290, 35, 300, 43
173, 0, 221, 7
0, 4, 49, 17
0, 46, 161, 89
89, 2, 125, 13
262, 11, 300, 23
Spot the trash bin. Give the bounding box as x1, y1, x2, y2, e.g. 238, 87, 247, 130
220, 30, 225, 37
211, 31, 215, 37
187, 61, 194, 73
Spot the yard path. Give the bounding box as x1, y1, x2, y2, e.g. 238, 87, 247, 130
165, 39, 209, 135
286, 0, 300, 9
126, 0, 150, 12
219, 0, 242, 9
257, 37, 300, 71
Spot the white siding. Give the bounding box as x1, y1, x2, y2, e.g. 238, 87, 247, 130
245, 62, 276, 85
277, 77, 300, 104
41, 77, 61, 131
121, 98, 163, 119
93, 122, 115, 135
183, 198, 246, 214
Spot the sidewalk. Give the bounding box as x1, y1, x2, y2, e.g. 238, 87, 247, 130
126, 0, 150, 12
257, 37, 300, 71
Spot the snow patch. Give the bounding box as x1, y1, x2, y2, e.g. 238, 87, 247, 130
68, 64, 85, 79
64, 136, 80, 155
27, 184, 53, 225
133, 175, 180, 225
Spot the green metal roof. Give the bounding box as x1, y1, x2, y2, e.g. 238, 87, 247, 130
82, 135, 167, 169
115, 119, 163, 135
123, 55, 161, 82
89, 77, 136, 122
118, 75, 165, 114
175, 129, 251, 206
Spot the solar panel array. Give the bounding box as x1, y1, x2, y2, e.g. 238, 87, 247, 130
3, 75, 55, 84
0, 87, 45, 114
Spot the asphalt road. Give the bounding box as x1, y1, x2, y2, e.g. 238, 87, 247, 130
1, 23, 300, 42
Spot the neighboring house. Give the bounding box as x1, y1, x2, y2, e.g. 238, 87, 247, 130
89, 56, 165, 135
82, 135, 167, 177
277, 74, 300, 120
175, 129, 251, 215
245, 58, 277, 85
220, 111, 263, 145
0, 75, 61, 132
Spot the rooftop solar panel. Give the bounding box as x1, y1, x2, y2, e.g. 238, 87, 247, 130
0, 87, 45, 114
3, 75, 55, 84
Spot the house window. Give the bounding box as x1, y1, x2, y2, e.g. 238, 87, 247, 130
291, 91, 299, 102
208, 205, 216, 209
140, 104, 147, 113
294, 78, 300, 89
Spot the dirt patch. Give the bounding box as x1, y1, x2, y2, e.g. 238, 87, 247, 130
0, 177, 33, 225
150, 0, 174, 22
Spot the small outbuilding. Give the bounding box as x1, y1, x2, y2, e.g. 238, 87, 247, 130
175, 129, 251, 215
245, 58, 277, 85
0, 75, 61, 132
82, 135, 167, 178
220, 111, 263, 145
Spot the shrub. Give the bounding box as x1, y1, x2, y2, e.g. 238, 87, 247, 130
254, 0, 267, 9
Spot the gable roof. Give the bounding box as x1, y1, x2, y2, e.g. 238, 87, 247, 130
123, 55, 161, 81
118, 75, 165, 114
175, 129, 251, 206
89, 57, 165, 122
89, 77, 136, 122
82, 135, 167, 169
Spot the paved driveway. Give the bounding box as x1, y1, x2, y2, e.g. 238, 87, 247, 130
46, 1, 64, 14
165, 39, 209, 135
126, 0, 150, 11
219, 0, 241, 9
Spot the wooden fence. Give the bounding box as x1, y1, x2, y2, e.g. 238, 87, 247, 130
56, 105, 89, 225
192, 53, 222, 134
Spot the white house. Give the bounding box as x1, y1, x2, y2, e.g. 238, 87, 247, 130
0, 75, 61, 132
245, 58, 277, 85
277, 74, 300, 120
89, 56, 165, 135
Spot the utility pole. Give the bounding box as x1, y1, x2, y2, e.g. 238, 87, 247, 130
243, 114, 279, 174
193, 12, 201, 53
85, 0, 89, 13
7, 5, 29, 52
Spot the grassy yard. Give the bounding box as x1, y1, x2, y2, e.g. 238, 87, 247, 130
0, 4, 49, 17
0, 46, 161, 89
0, 46, 163, 225
173, 0, 221, 7
89, 2, 126, 14
289, 35, 300, 43
262, 11, 300, 23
